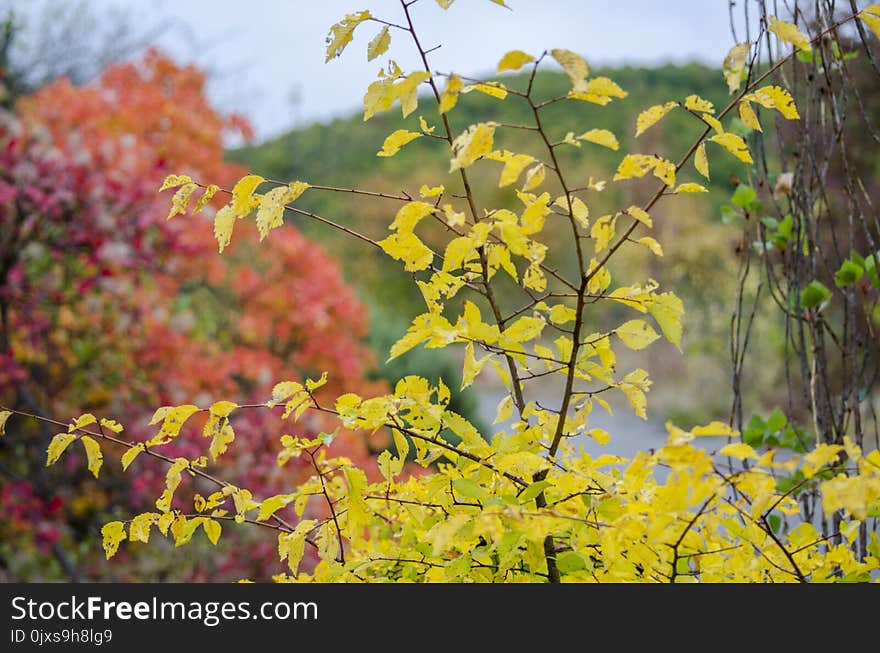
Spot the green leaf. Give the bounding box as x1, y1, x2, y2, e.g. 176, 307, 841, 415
799, 280, 830, 309
518, 480, 553, 503
765, 407, 787, 433
452, 478, 487, 501
834, 259, 864, 287
731, 184, 756, 210
720, 205, 742, 226
556, 551, 589, 573
743, 413, 766, 447
767, 514, 782, 535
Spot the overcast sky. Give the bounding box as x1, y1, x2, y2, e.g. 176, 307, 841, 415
14, 1, 756, 141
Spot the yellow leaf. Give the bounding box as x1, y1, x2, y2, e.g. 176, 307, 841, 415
862, 10, 880, 40
462, 341, 491, 389
450, 122, 496, 171
150, 404, 199, 446
121, 444, 144, 471
344, 467, 369, 542
616, 319, 660, 350
99, 418, 123, 433
193, 184, 219, 213
497, 50, 535, 72
738, 101, 762, 131
325, 10, 372, 62
586, 258, 611, 293
626, 206, 652, 228
255, 186, 293, 241
231, 175, 264, 215
367, 25, 390, 61
101, 521, 126, 559
213, 204, 236, 254
129, 513, 156, 544
648, 291, 684, 349
566, 196, 590, 228
198, 518, 220, 545
752, 85, 800, 120
494, 394, 513, 424
653, 159, 676, 187
209, 421, 235, 462
443, 204, 466, 227
278, 519, 316, 573
578, 128, 619, 150
719, 442, 759, 460
549, 304, 577, 324
519, 191, 551, 235
550, 48, 589, 91
710, 132, 752, 163
723, 43, 750, 93
590, 214, 616, 254
80, 435, 103, 478
46, 433, 76, 466
258, 495, 294, 522
420, 184, 444, 198
439, 73, 463, 114
635, 102, 678, 137
768, 16, 811, 51
400, 71, 432, 118
588, 428, 611, 445
419, 116, 435, 133
613, 154, 656, 181
68, 413, 97, 432
674, 183, 708, 193
684, 95, 715, 114
495, 451, 550, 477
502, 315, 546, 343
377, 129, 422, 157
378, 232, 434, 271
363, 76, 396, 121
158, 174, 192, 192
166, 183, 198, 220
0, 410, 11, 437
157, 512, 174, 535
620, 369, 651, 419
522, 163, 545, 191
487, 150, 535, 187
637, 237, 663, 256
568, 77, 627, 105
462, 82, 508, 100
702, 113, 725, 134
210, 401, 238, 418
695, 143, 709, 179
442, 236, 477, 272
156, 458, 189, 512
691, 422, 738, 437
270, 381, 304, 406
306, 372, 328, 392
390, 201, 436, 235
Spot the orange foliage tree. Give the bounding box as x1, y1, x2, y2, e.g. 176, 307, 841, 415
0, 49, 380, 580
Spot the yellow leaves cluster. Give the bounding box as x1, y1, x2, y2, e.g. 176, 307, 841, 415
137, 6, 880, 585
325, 10, 373, 62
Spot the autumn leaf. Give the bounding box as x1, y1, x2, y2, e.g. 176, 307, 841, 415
497, 50, 534, 72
